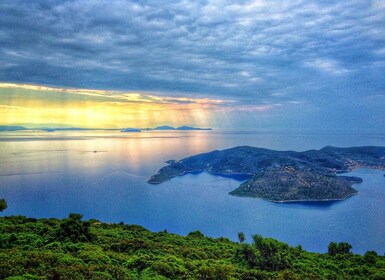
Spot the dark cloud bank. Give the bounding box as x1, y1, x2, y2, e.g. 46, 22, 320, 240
1, 0, 384, 130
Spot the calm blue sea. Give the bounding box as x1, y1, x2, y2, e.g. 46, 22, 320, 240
0, 130, 385, 254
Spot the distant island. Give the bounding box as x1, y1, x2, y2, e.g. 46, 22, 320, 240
0, 125, 102, 132
0, 125, 27, 131
148, 146, 385, 202
144, 126, 212, 131
0, 125, 212, 132
41, 127, 94, 131
120, 128, 142, 132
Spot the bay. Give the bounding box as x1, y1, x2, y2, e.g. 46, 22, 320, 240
0, 130, 384, 254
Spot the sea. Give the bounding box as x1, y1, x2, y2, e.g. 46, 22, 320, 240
0, 130, 384, 254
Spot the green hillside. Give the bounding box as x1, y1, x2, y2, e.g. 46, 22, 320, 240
1, 215, 385, 279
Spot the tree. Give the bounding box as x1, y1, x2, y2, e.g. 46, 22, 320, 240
252, 235, 290, 271
56, 213, 93, 242
187, 230, 204, 238
0, 199, 7, 212
364, 251, 378, 264
328, 242, 338, 256
338, 242, 352, 255
252, 234, 264, 250
328, 242, 352, 256
236, 244, 258, 268
238, 232, 246, 243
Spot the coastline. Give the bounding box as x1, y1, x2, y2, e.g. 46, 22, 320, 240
229, 191, 358, 203
270, 192, 358, 204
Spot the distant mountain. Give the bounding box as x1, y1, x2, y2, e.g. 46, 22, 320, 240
121, 128, 141, 132
0, 126, 27, 131
40, 127, 94, 132
40, 128, 56, 132
148, 125, 212, 131
149, 145, 385, 202
0, 125, 98, 132
1, 124, 212, 132
55, 127, 91, 131
176, 126, 212, 131
153, 126, 176, 130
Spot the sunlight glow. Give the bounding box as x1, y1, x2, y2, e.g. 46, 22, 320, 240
0, 83, 225, 128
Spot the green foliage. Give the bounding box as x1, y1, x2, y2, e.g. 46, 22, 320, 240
0, 215, 385, 279
328, 242, 352, 256
252, 234, 290, 271
365, 250, 378, 264
56, 213, 93, 243
372, 271, 385, 280
0, 199, 7, 212
187, 230, 205, 238
196, 262, 236, 279
238, 232, 246, 243
235, 244, 258, 268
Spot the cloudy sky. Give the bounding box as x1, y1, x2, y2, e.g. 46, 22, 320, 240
0, 0, 384, 130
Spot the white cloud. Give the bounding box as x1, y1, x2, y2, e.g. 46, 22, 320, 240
372, 0, 385, 9
304, 58, 350, 75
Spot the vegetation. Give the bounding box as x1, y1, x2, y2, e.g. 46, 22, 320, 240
238, 232, 245, 244
1, 214, 385, 279
0, 199, 7, 212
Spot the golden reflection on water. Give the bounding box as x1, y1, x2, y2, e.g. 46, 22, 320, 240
0, 131, 213, 177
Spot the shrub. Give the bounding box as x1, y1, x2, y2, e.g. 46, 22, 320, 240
0, 199, 7, 212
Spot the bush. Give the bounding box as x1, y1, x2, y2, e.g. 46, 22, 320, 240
0, 199, 7, 212
364, 250, 378, 264
328, 242, 352, 256
187, 230, 205, 238
56, 214, 93, 243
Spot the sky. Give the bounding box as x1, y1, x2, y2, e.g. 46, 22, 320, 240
0, 0, 384, 130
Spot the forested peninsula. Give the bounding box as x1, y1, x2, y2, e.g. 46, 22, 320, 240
149, 146, 385, 202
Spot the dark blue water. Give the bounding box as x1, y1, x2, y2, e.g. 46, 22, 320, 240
0, 130, 385, 254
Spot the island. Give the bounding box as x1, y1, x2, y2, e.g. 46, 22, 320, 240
120, 128, 142, 132
175, 126, 213, 131
0, 126, 98, 132
144, 125, 213, 131
148, 146, 385, 202
0, 124, 212, 133
151, 125, 176, 130
0, 125, 27, 131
